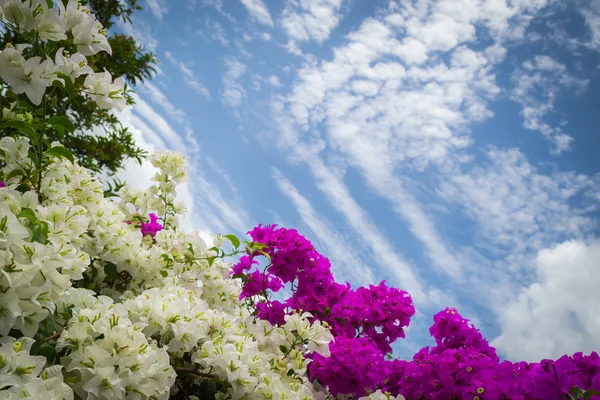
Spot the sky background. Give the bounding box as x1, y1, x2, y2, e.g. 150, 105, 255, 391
113, 0, 600, 362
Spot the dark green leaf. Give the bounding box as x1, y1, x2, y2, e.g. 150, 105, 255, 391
583, 389, 600, 400
17, 208, 36, 223
45, 146, 75, 164
160, 270, 168, 277
224, 234, 240, 249
279, 345, 288, 354
287, 369, 295, 376
49, 116, 76, 133
5, 90, 18, 102
38, 344, 57, 364
5, 168, 25, 181
2, 120, 37, 139
104, 263, 118, 280
61, 74, 75, 97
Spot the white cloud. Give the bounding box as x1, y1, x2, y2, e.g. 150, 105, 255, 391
271, 0, 600, 320
207, 20, 229, 46
581, 0, 600, 50
115, 108, 212, 243
290, 147, 428, 303
438, 148, 597, 261
222, 58, 247, 106
239, 0, 273, 26
117, 18, 158, 52
272, 168, 376, 284
493, 240, 600, 361
140, 82, 186, 125
118, 91, 252, 238
145, 0, 168, 20
164, 52, 211, 99
281, 0, 344, 44
510, 55, 589, 153
131, 94, 187, 152
435, 147, 599, 314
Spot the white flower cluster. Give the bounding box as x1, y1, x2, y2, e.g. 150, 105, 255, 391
0, 137, 335, 400
0, 0, 125, 109
0, 337, 73, 400
358, 391, 406, 400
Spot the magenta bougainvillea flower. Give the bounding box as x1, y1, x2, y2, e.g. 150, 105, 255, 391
234, 224, 600, 399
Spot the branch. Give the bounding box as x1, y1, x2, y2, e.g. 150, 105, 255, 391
175, 367, 217, 379
41, 332, 61, 343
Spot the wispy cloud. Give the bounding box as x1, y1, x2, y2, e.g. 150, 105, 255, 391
222, 58, 247, 107
281, 0, 344, 44
437, 148, 598, 277
164, 52, 211, 99
124, 90, 251, 237
272, 167, 376, 284
145, 0, 168, 20
267, 0, 600, 357
239, 0, 273, 26
117, 18, 158, 52
140, 82, 186, 125
581, 0, 600, 50
510, 55, 589, 153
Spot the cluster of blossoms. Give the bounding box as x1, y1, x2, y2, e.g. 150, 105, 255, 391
232, 225, 415, 396
234, 225, 600, 399
0, 136, 349, 400
0, 0, 125, 109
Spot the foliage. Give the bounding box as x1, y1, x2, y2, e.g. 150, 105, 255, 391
0, 0, 156, 176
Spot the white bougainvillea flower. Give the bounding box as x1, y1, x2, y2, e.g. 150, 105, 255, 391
71, 16, 112, 56
83, 71, 126, 111
55, 48, 93, 79
33, 5, 67, 42
1, 0, 31, 30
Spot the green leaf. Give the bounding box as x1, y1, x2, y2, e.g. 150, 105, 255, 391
45, 146, 75, 164
5, 168, 25, 181
46, 0, 54, 8
287, 369, 295, 376
31, 221, 49, 244
104, 263, 118, 280
5, 90, 18, 102
2, 120, 37, 139
583, 389, 600, 400
58, 74, 75, 97
38, 344, 57, 364
17, 208, 36, 223
224, 234, 240, 249
49, 116, 75, 133
160, 270, 168, 277
279, 345, 288, 354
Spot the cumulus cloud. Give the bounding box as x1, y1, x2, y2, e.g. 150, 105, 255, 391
281, 0, 344, 44
493, 240, 600, 361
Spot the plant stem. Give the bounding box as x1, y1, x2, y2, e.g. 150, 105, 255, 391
37, 93, 47, 195
175, 367, 217, 379
41, 332, 61, 343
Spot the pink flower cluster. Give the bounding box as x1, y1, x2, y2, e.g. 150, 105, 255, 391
234, 224, 600, 399
125, 213, 163, 237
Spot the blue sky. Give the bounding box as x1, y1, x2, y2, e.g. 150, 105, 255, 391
114, 0, 600, 362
